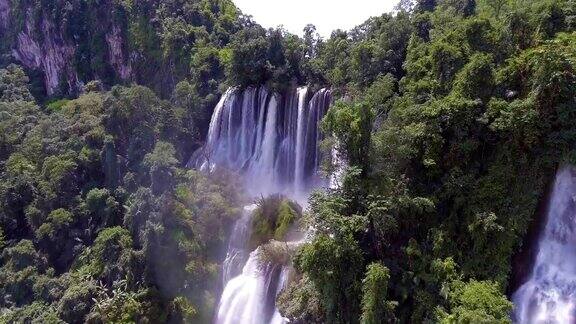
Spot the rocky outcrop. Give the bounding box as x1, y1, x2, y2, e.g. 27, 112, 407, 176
12, 11, 80, 95
0, 0, 9, 31
105, 25, 132, 81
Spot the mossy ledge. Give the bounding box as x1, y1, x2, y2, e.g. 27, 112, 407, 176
249, 195, 302, 250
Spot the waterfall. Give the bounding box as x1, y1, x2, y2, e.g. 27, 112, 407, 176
252, 95, 279, 193
191, 86, 332, 324
222, 205, 257, 283
329, 140, 347, 189
512, 166, 576, 323
216, 247, 279, 324
270, 267, 291, 324
294, 86, 309, 193
190, 86, 332, 198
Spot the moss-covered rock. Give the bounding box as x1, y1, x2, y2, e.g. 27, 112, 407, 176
249, 195, 302, 250
274, 201, 299, 240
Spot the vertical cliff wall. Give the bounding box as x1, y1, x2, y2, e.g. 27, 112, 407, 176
0, 0, 134, 96
0, 0, 9, 31
11, 13, 80, 96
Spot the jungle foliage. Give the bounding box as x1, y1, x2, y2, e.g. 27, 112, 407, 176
0, 65, 243, 322
0, 0, 575, 322
278, 0, 576, 323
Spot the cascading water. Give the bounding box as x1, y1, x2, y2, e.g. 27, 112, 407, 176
190, 86, 332, 198
216, 247, 280, 324
222, 205, 257, 284
513, 166, 576, 323
191, 86, 332, 324
294, 87, 309, 193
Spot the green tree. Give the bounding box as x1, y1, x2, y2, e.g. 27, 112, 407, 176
360, 263, 397, 324
439, 280, 512, 323
0, 65, 34, 102
144, 141, 179, 195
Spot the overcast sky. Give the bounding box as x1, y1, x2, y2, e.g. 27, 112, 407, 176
232, 0, 400, 38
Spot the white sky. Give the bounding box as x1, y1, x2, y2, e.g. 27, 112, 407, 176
233, 0, 400, 38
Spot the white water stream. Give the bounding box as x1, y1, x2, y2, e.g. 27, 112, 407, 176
513, 166, 576, 323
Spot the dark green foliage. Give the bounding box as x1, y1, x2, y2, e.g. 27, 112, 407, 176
84, 188, 119, 230
296, 234, 364, 324
144, 141, 179, 195
306, 12, 412, 92
46, 99, 71, 113
57, 281, 98, 323
224, 25, 308, 91
438, 280, 513, 323
322, 102, 373, 174
1, 0, 575, 322
277, 274, 324, 324
0, 301, 63, 323
0, 64, 35, 102
0, 64, 242, 322
0, 239, 49, 307
75, 226, 133, 278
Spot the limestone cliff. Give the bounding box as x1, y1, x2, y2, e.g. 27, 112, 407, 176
1, 0, 134, 96
12, 12, 81, 95
0, 0, 9, 31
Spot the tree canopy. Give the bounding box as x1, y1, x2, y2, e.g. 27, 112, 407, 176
1, 0, 575, 322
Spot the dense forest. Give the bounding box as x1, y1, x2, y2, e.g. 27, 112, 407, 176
0, 0, 575, 322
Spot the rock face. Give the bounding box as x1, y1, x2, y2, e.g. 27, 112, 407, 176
2, 2, 133, 96
0, 0, 9, 30
105, 25, 132, 81
12, 13, 80, 95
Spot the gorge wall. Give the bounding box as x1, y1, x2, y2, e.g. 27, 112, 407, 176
0, 0, 132, 96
